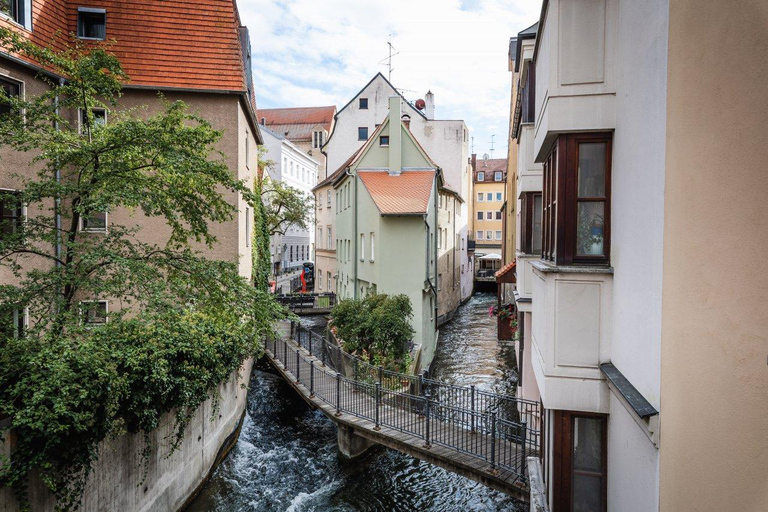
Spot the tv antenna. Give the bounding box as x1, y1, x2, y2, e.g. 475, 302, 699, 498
489, 134, 496, 159
379, 34, 400, 82
471, 136, 475, 154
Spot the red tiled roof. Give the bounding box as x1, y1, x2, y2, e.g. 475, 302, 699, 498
359, 170, 436, 216
495, 261, 517, 283
258, 106, 335, 129
2, 0, 249, 92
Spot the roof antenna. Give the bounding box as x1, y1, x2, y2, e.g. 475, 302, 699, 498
489, 134, 496, 160
471, 136, 475, 155
378, 33, 400, 83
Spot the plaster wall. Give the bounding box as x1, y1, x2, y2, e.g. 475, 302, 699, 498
659, 1, 768, 509
473, 181, 505, 249
314, 183, 336, 293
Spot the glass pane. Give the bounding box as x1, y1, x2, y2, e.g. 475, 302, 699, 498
83, 211, 107, 230
578, 143, 606, 198
532, 194, 543, 253
573, 417, 603, 472
573, 474, 602, 512
576, 202, 605, 256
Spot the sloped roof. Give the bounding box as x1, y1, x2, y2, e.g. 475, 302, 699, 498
495, 261, 517, 283
476, 158, 508, 173
1, 0, 249, 92
257, 106, 336, 142
359, 170, 435, 216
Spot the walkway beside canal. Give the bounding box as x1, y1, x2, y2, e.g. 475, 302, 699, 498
264, 321, 538, 498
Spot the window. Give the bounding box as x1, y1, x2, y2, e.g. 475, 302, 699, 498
438, 229, 442, 249
360, 233, 365, 260
494, 171, 503, 181
245, 207, 250, 247
327, 271, 331, 291
379, 136, 389, 146
522, 63, 536, 124
476, 230, 483, 240
542, 133, 611, 265
476, 211, 483, 221
553, 412, 607, 512
0, 190, 23, 239
486, 192, 493, 201
486, 230, 493, 240
327, 226, 332, 248
283, 157, 287, 173
486, 211, 493, 220
290, 161, 294, 176
477, 192, 484, 202
358, 127, 368, 141
495, 211, 502, 220
82, 300, 108, 325
81, 211, 107, 232
0, 76, 20, 117
495, 231, 502, 240
318, 227, 322, 248
317, 192, 323, 209
77, 8, 106, 40
521, 192, 543, 255
313, 130, 324, 149
317, 269, 322, 289
1, 0, 30, 28
477, 171, 485, 181
0, 307, 27, 339
496, 192, 502, 201
359, 98, 368, 109
327, 191, 331, 208
370, 233, 375, 261
438, 273, 442, 291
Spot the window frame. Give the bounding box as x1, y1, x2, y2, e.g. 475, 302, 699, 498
0, 189, 24, 239
477, 192, 484, 202
494, 171, 503, 182
81, 300, 109, 326
486, 192, 493, 201
0, 0, 30, 28
357, 126, 368, 141
370, 232, 375, 261
476, 211, 483, 221
477, 171, 485, 181
542, 132, 612, 266
77, 7, 107, 41
379, 135, 389, 147
79, 210, 108, 233
359, 98, 368, 110
0, 75, 22, 118
520, 191, 543, 255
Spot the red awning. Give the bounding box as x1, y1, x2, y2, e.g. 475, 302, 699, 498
495, 261, 517, 284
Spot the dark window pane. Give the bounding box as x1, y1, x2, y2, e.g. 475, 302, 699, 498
576, 202, 605, 256
573, 417, 603, 472
0, 77, 20, 117
578, 143, 606, 198
359, 98, 368, 109
84, 302, 107, 324
78, 11, 106, 39
82, 211, 107, 231
380, 136, 389, 146
572, 474, 602, 512
358, 127, 368, 140
532, 194, 543, 253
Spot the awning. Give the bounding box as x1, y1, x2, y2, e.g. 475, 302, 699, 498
495, 261, 517, 284
478, 253, 502, 260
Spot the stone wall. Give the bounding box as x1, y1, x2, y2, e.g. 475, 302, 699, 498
1, 359, 253, 512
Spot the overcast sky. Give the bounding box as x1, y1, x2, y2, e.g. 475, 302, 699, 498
238, 0, 540, 160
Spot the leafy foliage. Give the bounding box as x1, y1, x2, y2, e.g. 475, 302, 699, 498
330, 294, 414, 372
0, 30, 285, 509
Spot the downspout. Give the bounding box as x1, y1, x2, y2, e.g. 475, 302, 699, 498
54, 78, 64, 268
345, 168, 358, 299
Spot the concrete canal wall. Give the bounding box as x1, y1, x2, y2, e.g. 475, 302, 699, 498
0, 359, 253, 512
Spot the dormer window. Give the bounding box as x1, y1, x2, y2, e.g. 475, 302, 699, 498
477, 171, 485, 181
77, 8, 106, 40
359, 98, 368, 109
313, 130, 324, 149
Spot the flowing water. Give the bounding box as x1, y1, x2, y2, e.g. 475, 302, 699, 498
187, 293, 523, 511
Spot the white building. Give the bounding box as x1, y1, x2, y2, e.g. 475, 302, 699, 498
260, 125, 319, 274
323, 73, 474, 303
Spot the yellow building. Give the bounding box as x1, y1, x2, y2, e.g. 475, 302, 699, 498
471, 158, 506, 278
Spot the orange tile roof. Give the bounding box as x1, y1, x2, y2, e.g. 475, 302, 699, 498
495, 261, 517, 282
257, 106, 336, 140
359, 171, 436, 216
2, 0, 249, 92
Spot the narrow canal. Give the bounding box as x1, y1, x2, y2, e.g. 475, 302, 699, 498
187, 293, 523, 511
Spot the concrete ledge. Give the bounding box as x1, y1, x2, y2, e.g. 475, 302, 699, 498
527, 457, 549, 512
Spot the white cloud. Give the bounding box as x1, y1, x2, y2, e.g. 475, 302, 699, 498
238, 0, 540, 158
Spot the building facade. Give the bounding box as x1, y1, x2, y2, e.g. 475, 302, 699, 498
472, 158, 507, 254
259, 125, 319, 276
511, 1, 768, 511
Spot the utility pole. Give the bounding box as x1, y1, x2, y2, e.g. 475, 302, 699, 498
489, 134, 496, 159
379, 34, 400, 82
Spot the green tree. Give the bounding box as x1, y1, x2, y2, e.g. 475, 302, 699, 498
0, 30, 285, 509
257, 148, 314, 237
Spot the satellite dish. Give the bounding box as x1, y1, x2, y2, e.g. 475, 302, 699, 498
482, 153, 490, 161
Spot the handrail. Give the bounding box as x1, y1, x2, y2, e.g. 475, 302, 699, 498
273, 321, 542, 484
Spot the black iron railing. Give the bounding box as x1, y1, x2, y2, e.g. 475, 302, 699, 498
275, 293, 337, 313
266, 322, 541, 484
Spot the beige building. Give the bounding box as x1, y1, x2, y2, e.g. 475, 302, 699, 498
471, 158, 507, 281
511, 1, 768, 510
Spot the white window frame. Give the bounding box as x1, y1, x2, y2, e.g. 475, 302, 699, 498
78, 107, 107, 134
360, 233, 365, 261
476, 230, 484, 240
79, 210, 108, 233
476, 211, 483, 221
77, 7, 107, 41
80, 299, 109, 325
496, 230, 502, 240
486, 211, 493, 220
477, 192, 484, 202
494, 171, 503, 181
370, 232, 375, 262
245, 207, 251, 247
486, 230, 493, 240
477, 171, 485, 181
496, 192, 502, 201
486, 192, 493, 201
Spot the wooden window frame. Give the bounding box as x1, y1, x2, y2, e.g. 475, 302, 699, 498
542, 132, 612, 265
520, 191, 542, 254
553, 410, 608, 512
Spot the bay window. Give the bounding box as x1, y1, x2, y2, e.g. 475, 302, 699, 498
520, 192, 543, 254
542, 133, 611, 265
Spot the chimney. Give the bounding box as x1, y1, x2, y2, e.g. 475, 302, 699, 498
401, 114, 411, 129
389, 96, 402, 173
425, 90, 435, 120
261, 117, 266, 126
471, 153, 477, 172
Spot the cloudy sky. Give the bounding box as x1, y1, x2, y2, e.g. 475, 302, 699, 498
238, 0, 540, 159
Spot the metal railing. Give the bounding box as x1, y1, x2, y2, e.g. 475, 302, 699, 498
275, 293, 337, 313
268, 321, 541, 484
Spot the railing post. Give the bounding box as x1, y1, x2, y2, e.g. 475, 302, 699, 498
321, 344, 326, 367
378, 366, 383, 387
296, 349, 300, 383
520, 419, 527, 477
374, 382, 381, 431
419, 372, 425, 396
284, 337, 287, 366
309, 361, 315, 398
470, 385, 476, 432
308, 330, 313, 355
335, 373, 342, 416
290, 320, 294, 338
354, 358, 359, 382
336, 346, 341, 371
490, 411, 497, 470
423, 394, 431, 448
